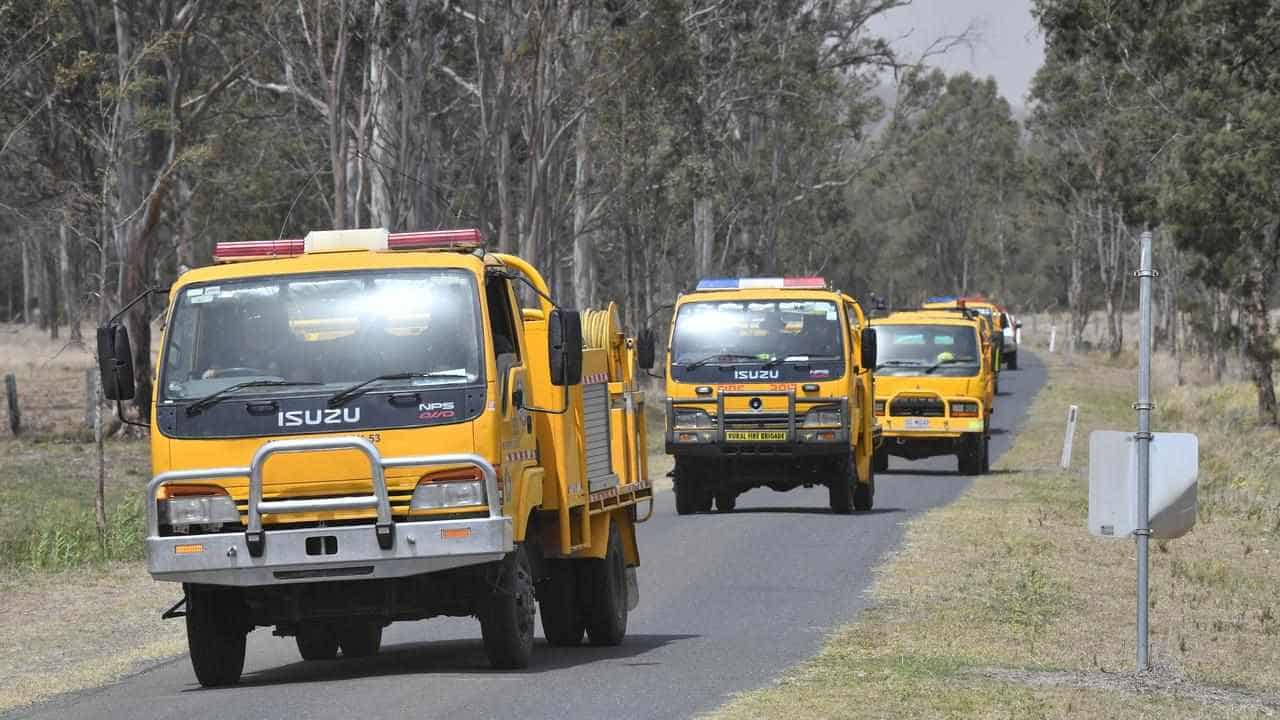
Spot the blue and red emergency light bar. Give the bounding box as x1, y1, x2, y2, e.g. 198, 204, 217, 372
695, 277, 827, 291
212, 228, 484, 263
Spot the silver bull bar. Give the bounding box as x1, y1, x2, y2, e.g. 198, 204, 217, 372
145, 436, 512, 586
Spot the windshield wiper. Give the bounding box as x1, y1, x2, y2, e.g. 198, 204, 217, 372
924, 356, 978, 374
684, 353, 763, 371
185, 380, 321, 417
763, 353, 843, 368
328, 371, 468, 407
875, 360, 924, 370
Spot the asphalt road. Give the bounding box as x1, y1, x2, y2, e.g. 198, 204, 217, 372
16, 353, 1046, 720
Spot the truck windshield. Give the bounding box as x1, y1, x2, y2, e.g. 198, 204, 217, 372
872, 324, 981, 377
669, 299, 845, 382
160, 269, 483, 402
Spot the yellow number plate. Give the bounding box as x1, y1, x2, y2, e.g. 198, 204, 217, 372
725, 430, 788, 442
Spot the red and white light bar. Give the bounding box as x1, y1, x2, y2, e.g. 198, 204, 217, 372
696, 277, 827, 291
212, 228, 484, 263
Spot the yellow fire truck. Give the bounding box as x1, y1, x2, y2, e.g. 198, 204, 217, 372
662, 277, 878, 514
922, 295, 1006, 390
870, 309, 995, 474
96, 228, 654, 686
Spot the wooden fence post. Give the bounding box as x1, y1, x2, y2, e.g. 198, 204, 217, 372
4, 373, 19, 436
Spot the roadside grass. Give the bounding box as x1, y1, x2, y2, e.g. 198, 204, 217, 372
0, 438, 150, 571
0, 561, 187, 713
712, 352, 1280, 719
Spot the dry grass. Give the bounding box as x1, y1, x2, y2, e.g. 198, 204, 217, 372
0, 322, 100, 437
0, 563, 186, 713
711, 351, 1280, 719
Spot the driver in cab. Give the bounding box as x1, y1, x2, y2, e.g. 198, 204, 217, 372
201, 304, 294, 379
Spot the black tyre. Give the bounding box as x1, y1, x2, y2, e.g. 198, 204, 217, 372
295, 623, 339, 661
674, 477, 696, 515
337, 620, 383, 658
981, 433, 991, 473
714, 491, 736, 513
582, 522, 628, 646
186, 586, 247, 687
958, 435, 986, 476
1007, 352, 1018, 370
480, 545, 536, 669
828, 456, 855, 514
696, 488, 714, 513
873, 446, 889, 473
537, 560, 585, 646
673, 460, 699, 515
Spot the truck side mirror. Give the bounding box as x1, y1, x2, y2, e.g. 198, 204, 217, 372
97, 324, 136, 401
860, 327, 877, 371
548, 309, 583, 386
637, 328, 656, 370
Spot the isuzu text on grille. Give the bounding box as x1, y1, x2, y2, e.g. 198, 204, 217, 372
277, 407, 362, 427
734, 369, 780, 380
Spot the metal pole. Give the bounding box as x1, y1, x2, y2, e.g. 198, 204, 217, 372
1135, 229, 1155, 671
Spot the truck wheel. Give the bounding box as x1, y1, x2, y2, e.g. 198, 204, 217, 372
673, 461, 697, 515
714, 491, 736, 513
295, 623, 338, 661
697, 488, 714, 513
873, 446, 889, 473
583, 522, 628, 646
675, 479, 696, 515
828, 456, 855, 515
981, 433, 991, 473
537, 560, 585, 646
337, 621, 383, 658
1007, 352, 1018, 370
186, 586, 247, 687
958, 435, 985, 475
480, 545, 536, 669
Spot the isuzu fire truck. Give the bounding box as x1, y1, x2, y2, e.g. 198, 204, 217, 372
96, 228, 655, 686
662, 277, 878, 514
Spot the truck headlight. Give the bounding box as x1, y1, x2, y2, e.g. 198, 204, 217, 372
411, 480, 487, 510
159, 488, 240, 532
672, 407, 713, 429
874, 399, 885, 416
950, 401, 980, 418
802, 407, 842, 428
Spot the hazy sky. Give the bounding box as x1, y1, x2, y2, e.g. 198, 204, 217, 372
867, 0, 1046, 109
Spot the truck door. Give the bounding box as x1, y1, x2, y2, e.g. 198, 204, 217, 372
484, 275, 538, 511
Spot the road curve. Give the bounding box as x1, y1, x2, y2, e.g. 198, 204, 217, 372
13, 353, 1046, 720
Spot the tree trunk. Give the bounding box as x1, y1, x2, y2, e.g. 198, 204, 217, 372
20, 237, 32, 324
1067, 212, 1087, 353
693, 196, 714, 280
1242, 232, 1279, 425
39, 247, 58, 338
367, 0, 394, 228
571, 2, 595, 311
59, 221, 82, 344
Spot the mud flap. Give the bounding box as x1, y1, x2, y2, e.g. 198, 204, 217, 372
625, 566, 640, 611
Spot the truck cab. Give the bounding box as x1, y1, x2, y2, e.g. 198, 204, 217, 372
96, 228, 653, 685
662, 277, 878, 514
922, 296, 1006, 389
870, 310, 995, 474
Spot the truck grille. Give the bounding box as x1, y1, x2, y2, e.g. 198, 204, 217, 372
721, 412, 791, 430
889, 396, 945, 417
